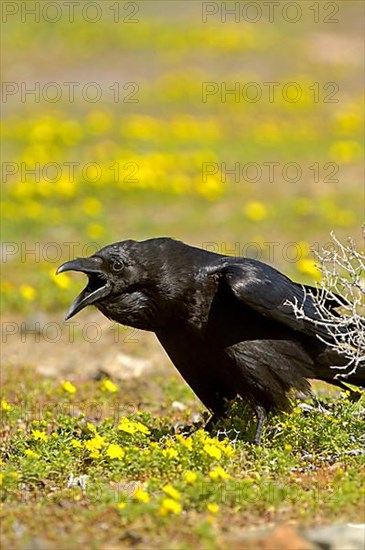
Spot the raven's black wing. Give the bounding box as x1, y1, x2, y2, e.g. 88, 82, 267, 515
210, 260, 332, 339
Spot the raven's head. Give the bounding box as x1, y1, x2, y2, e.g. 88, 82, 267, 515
57, 238, 186, 330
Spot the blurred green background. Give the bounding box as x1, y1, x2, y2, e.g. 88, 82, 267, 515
2, 0, 363, 314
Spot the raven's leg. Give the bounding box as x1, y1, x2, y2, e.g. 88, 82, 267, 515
253, 405, 268, 445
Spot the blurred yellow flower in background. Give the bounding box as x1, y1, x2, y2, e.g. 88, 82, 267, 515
296, 258, 321, 281
196, 175, 224, 201
335, 108, 362, 135
101, 379, 118, 393
254, 122, 281, 145
207, 503, 219, 514
50, 270, 71, 289
184, 471, 197, 484
19, 284, 36, 301
87, 223, 105, 240
329, 140, 362, 163
59, 120, 83, 145
87, 110, 113, 136
61, 380, 77, 394
294, 198, 313, 217
30, 117, 56, 142
162, 484, 181, 500
209, 466, 231, 481
133, 487, 150, 503
243, 201, 267, 222
159, 498, 182, 516
125, 115, 160, 140
1, 399, 12, 411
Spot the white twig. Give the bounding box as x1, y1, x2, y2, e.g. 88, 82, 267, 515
289, 229, 365, 380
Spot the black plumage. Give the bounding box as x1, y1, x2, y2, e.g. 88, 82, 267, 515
57, 237, 364, 443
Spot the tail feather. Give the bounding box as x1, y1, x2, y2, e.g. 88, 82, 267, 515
315, 349, 364, 390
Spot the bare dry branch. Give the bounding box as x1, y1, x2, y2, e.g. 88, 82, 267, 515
289, 228, 365, 380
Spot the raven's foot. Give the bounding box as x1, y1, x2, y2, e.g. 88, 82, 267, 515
253, 405, 268, 445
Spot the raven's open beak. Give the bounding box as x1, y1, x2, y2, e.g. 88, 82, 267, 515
56, 257, 110, 320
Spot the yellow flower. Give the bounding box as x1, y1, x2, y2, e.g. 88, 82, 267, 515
222, 443, 236, 458
162, 484, 181, 500
207, 503, 219, 514
176, 434, 193, 451
209, 466, 231, 481
89, 450, 101, 459
86, 223, 105, 240
329, 140, 362, 163
30, 117, 55, 142
162, 448, 178, 459
196, 175, 224, 201
243, 201, 267, 222
117, 502, 127, 510
296, 258, 321, 281
125, 114, 160, 140
194, 429, 210, 442
294, 198, 313, 217
1, 399, 12, 411
24, 449, 40, 459
336, 209, 355, 227
0, 473, 3, 486
335, 110, 361, 135
133, 488, 150, 503
59, 120, 83, 145
87, 110, 113, 135
83, 198, 102, 217
32, 430, 48, 441
284, 443, 293, 452
57, 177, 76, 199
84, 435, 107, 456
159, 498, 182, 516
51, 270, 71, 289
184, 471, 197, 484
106, 444, 125, 460
70, 439, 82, 448
61, 380, 77, 394
118, 417, 150, 435
254, 122, 281, 144
203, 444, 222, 460
100, 379, 118, 393
19, 284, 36, 301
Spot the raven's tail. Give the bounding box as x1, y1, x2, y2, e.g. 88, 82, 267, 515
315, 349, 365, 390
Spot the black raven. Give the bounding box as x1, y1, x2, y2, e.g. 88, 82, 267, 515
57, 237, 364, 443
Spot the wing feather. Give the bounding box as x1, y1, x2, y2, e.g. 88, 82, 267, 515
210, 260, 332, 339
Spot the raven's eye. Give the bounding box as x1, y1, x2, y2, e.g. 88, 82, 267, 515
112, 259, 124, 272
